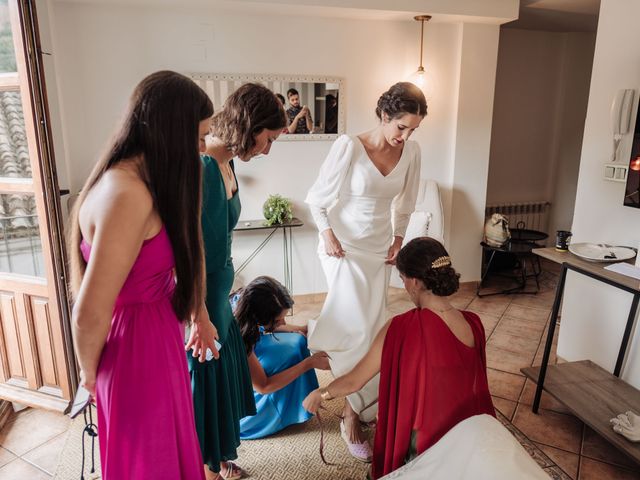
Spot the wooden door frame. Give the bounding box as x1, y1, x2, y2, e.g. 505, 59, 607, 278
0, 0, 76, 411
17, 0, 76, 391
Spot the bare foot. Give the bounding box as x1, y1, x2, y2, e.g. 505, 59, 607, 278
204, 465, 219, 480
219, 461, 243, 479
343, 400, 366, 443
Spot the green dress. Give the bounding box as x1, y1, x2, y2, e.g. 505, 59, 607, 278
189, 155, 256, 473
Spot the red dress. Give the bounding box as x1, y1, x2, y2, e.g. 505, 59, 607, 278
371, 309, 495, 479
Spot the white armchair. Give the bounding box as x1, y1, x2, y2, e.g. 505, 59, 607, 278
390, 179, 444, 288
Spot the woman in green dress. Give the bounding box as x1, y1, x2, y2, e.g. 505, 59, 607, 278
189, 83, 286, 480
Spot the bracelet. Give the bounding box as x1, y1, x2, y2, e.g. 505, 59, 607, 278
319, 387, 334, 401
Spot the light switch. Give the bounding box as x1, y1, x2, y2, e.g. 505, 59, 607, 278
604, 163, 629, 182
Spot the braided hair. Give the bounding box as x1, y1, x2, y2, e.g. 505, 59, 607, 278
375, 82, 427, 121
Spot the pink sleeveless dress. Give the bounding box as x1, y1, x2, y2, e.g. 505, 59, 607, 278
81, 227, 205, 480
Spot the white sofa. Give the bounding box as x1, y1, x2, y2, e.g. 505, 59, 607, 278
390, 179, 444, 289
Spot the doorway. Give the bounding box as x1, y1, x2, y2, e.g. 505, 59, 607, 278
0, 0, 73, 412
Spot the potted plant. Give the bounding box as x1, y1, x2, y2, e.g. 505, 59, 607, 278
263, 194, 293, 226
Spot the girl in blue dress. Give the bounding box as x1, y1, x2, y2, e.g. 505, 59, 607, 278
230, 276, 330, 439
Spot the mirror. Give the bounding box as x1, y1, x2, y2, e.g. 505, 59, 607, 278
189, 73, 344, 141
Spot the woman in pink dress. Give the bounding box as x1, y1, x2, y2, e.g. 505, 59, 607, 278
69, 71, 218, 479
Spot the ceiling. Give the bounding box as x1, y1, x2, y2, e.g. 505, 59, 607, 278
505, 0, 600, 32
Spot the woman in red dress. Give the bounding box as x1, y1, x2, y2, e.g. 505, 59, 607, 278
303, 237, 495, 479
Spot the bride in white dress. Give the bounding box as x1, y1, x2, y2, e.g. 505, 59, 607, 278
305, 82, 427, 461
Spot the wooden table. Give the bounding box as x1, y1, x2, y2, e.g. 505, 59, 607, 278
233, 218, 304, 294
522, 247, 640, 465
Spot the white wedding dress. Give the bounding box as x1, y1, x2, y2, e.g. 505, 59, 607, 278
305, 134, 421, 420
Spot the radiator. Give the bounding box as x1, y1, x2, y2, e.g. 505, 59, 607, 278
485, 201, 551, 233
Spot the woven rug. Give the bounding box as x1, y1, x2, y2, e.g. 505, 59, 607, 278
55, 371, 569, 479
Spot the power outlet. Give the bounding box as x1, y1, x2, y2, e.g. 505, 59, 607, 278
604, 163, 628, 182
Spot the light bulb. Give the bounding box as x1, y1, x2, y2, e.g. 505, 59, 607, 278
407, 67, 434, 99
410, 68, 425, 87
631, 156, 640, 172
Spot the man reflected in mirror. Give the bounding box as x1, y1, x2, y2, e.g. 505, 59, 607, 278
286, 88, 313, 134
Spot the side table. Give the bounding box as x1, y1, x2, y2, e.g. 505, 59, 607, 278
233, 217, 304, 295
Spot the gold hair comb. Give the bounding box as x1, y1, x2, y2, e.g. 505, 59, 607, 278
431, 256, 451, 269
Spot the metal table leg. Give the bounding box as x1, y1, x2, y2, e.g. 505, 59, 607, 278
533, 263, 568, 413
614, 293, 640, 377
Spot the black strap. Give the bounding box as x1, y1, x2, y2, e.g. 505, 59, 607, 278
80, 405, 98, 479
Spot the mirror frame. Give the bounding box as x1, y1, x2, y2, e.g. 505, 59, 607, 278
188, 72, 345, 141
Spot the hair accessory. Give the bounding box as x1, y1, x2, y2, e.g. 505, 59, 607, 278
431, 256, 451, 269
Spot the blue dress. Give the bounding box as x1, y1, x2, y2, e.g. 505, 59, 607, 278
241, 331, 319, 439
230, 294, 319, 439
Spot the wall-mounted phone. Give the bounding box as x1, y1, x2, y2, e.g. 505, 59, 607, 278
611, 88, 636, 162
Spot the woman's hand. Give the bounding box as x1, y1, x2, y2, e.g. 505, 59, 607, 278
303, 389, 323, 414
80, 369, 97, 399
322, 229, 345, 258
186, 307, 220, 362
309, 351, 331, 370
385, 236, 404, 265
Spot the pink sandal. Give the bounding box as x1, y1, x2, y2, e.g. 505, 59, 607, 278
340, 420, 373, 463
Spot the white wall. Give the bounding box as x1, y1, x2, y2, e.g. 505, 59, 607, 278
44, 1, 503, 293
547, 32, 596, 236
486, 29, 595, 239
558, 0, 640, 388
448, 23, 500, 280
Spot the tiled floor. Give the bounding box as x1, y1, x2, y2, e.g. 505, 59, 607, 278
1, 260, 640, 479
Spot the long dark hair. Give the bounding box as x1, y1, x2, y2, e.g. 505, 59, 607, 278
211, 83, 286, 159
233, 276, 294, 354
69, 70, 213, 321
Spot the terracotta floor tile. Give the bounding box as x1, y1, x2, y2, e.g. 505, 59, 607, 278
488, 330, 539, 355
21, 432, 67, 475
510, 290, 556, 309
579, 457, 640, 479
495, 315, 547, 339
512, 405, 583, 454
289, 303, 322, 324
491, 396, 517, 421
518, 379, 572, 415
386, 299, 415, 315
487, 368, 526, 401
478, 314, 501, 338
449, 295, 474, 310
291, 293, 316, 305
503, 303, 550, 324
532, 332, 559, 366
0, 458, 50, 479
534, 443, 579, 479
0, 446, 16, 468
457, 281, 478, 295
467, 296, 511, 316
486, 344, 535, 375
0, 409, 69, 456
581, 426, 639, 470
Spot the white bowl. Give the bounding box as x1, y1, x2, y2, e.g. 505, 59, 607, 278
568, 243, 637, 262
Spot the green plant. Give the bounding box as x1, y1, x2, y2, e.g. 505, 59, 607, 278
263, 194, 293, 226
